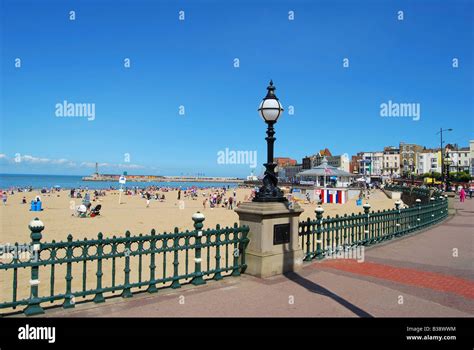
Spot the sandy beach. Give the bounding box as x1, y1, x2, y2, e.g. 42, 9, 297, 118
0, 187, 399, 313
1, 187, 399, 243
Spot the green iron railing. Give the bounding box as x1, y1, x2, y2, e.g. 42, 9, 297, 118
299, 186, 448, 261
0, 212, 249, 316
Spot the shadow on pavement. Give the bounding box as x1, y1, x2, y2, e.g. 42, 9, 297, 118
283, 271, 373, 317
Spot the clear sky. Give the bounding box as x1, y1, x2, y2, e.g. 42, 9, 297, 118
1, 0, 473, 177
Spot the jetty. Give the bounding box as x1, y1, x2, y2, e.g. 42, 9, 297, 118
82, 173, 244, 183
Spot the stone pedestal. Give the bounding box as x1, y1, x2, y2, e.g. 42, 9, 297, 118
235, 201, 304, 278
443, 192, 456, 215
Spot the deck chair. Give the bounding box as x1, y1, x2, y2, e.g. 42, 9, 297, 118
90, 204, 101, 216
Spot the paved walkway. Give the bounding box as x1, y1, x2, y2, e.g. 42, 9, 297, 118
40, 199, 473, 317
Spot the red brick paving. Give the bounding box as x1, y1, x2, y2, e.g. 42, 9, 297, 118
319, 259, 474, 300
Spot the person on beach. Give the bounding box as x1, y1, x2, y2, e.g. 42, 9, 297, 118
203, 198, 207, 209
83, 192, 90, 205
2, 192, 7, 205
228, 196, 233, 210
459, 187, 466, 203
146, 192, 151, 207
22, 197, 26, 204
177, 189, 181, 200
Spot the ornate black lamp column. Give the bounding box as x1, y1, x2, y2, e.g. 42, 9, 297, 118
253, 81, 287, 203
437, 127, 453, 191
445, 153, 452, 192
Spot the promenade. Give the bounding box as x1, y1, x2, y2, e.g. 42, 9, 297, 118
39, 199, 473, 318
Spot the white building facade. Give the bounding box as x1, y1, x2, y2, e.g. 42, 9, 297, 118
447, 148, 470, 173
417, 150, 441, 175
382, 147, 400, 177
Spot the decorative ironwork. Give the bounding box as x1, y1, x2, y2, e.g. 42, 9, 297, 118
0, 213, 249, 316
298, 186, 448, 261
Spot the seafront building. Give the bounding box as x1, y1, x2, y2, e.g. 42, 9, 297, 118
350, 154, 362, 174
275, 139, 473, 185
277, 164, 303, 182
470, 140, 474, 176
446, 145, 471, 173
358, 151, 384, 178
416, 149, 441, 175
274, 157, 297, 167
302, 149, 350, 172
400, 142, 423, 177
382, 146, 400, 178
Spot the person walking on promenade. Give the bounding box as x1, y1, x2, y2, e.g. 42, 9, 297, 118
459, 187, 466, 203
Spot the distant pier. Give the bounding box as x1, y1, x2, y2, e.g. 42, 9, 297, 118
82, 174, 244, 183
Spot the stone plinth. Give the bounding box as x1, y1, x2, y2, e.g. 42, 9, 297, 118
235, 201, 304, 278
443, 192, 456, 215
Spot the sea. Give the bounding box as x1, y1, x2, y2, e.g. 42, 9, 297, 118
0, 174, 240, 190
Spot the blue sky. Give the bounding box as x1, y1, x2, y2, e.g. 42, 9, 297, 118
1, 0, 473, 177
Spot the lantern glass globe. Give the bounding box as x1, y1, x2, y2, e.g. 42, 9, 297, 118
258, 98, 283, 122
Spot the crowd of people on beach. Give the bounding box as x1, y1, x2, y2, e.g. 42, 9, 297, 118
201, 188, 241, 210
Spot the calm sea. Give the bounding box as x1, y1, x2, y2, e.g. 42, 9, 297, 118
0, 174, 239, 190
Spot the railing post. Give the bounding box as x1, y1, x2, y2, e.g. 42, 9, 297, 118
239, 226, 250, 274
325, 216, 331, 254
363, 203, 371, 246
63, 234, 75, 309
304, 217, 312, 261
213, 224, 223, 280
315, 206, 324, 259
121, 231, 133, 298
170, 228, 181, 289
439, 196, 445, 220
93, 232, 105, 303
430, 197, 435, 224
415, 198, 421, 229
350, 213, 355, 245
147, 229, 158, 293
191, 212, 206, 286
443, 195, 448, 219
394, 200, 402, 238
231, 223, 241, 277
24, 218, 45, 316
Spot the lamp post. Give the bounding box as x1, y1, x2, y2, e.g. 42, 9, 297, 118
444, 152, 452, 192
253, 80, 287, 202
436, 127, 452, 191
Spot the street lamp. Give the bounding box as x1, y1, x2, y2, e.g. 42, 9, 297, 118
436, 127, 453, 190
444, 152, 452, 191
253, 80, 287, 202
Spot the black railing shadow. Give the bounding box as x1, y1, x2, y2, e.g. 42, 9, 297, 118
283, 271, 373, 318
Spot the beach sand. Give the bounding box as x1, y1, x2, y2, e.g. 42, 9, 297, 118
0, 187, 399, 313
1, 188, 398, 243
